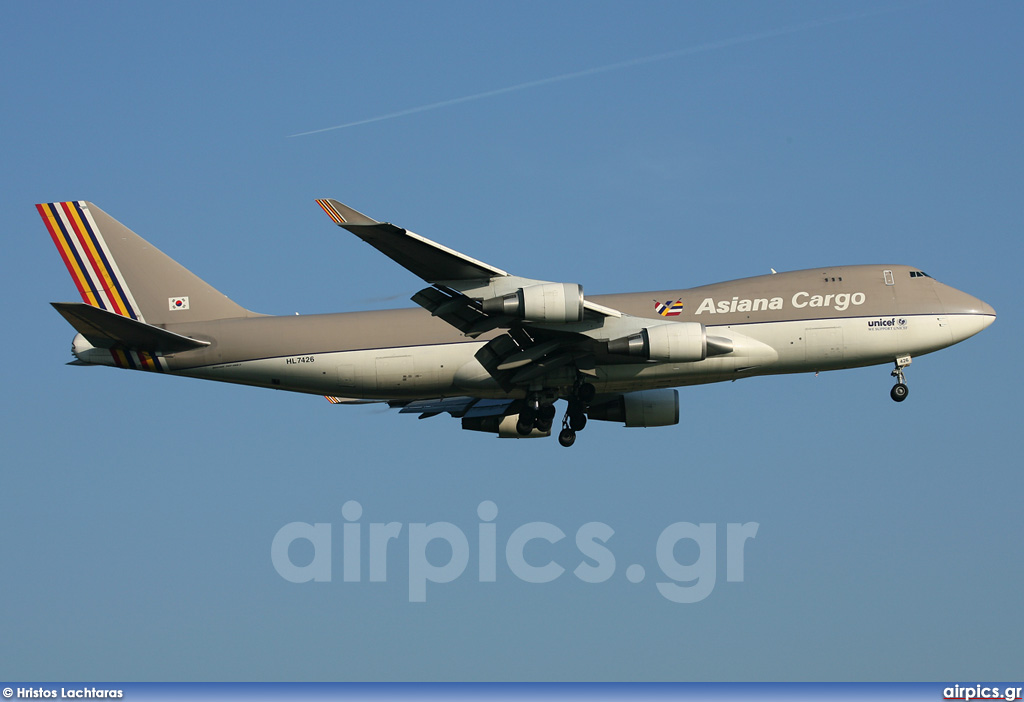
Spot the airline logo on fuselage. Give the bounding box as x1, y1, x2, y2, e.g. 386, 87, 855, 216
694, 291, 866, 314
654, 299, 684, 316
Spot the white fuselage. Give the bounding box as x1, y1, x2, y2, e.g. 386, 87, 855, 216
177, 310, 991, 400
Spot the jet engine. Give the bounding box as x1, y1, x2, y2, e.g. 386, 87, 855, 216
588, 389, 680, 427
481, 282, 584, 323
607, 322, 707, 362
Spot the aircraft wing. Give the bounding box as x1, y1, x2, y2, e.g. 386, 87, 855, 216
318, 197, 620, 311
316, 199, 734, 392
391, 396, 516, 419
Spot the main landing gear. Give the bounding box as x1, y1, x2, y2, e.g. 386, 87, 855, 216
558, 380, 596, 448
890, 355, 911, 402
516, 395, 556, 436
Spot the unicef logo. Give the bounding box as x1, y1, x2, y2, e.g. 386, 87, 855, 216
898, 318, 907, 326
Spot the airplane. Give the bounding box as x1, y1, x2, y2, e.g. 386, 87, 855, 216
38, 199, 996, 447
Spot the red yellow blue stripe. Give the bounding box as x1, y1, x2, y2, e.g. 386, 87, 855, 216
39, 202, 99, 307
315, 199, 347, 225
37, 201, 141, 320
63, 202, 130, 317
40, 201, 166, 373
107, 348, 166, 373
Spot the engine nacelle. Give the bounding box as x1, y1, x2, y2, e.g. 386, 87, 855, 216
607, 322, 706, 362
588, 389, 680, 427
71, 333, 117, 366
462, 414, 551, 438
481, 282, 584, 323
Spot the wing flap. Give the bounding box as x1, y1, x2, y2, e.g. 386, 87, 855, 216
411, 285, 513, 338
395, 396, 515, 420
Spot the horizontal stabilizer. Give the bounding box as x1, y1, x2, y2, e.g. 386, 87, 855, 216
52, 302, 211, 354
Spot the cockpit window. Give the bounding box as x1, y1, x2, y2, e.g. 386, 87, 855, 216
909, 271, 932, 278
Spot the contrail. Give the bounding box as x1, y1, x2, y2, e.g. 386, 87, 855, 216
289, 7, 905, 137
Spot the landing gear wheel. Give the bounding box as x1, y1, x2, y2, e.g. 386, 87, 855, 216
558, 428, 576, 447
516, 415, 534, 435
558, 379, 593, 446
527, 404, 554, 434
577, 382, 596, 403
889, 357, 911, 403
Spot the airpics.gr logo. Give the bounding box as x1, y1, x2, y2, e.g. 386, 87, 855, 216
867, 317, 908, 330
168, 296, 190, 311
271, 500, 760, 604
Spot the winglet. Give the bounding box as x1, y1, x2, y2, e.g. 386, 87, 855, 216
315, 198, 508, 283
315, 199, 379, 226
324, 395, 381, 405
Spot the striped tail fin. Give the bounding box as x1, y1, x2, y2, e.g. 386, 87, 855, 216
38, 201, 255, 325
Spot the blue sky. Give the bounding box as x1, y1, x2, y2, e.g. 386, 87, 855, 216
1, 0, 1021, 682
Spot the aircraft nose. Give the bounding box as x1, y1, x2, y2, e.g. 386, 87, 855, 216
956, 293, 996, 325
935, 282, 995, 317
933, 282, 995, 341
978, 298, 996, 327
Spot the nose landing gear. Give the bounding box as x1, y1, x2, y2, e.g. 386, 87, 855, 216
890, 355, 911, 402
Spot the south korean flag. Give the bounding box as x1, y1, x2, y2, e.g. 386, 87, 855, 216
169, 296, 190, 311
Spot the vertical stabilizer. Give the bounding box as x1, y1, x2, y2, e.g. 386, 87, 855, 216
38, 201, 256, 325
